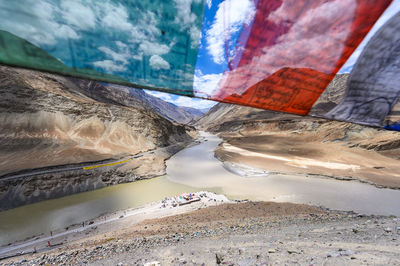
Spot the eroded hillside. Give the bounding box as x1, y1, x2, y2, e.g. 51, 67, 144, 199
0, 66, 193, 174
0, 66, 194, 209
196, 75, 400, 189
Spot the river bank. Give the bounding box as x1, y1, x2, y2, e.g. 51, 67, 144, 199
167, 132, 400, 216
0, 137, 195, 211
2, 201, 400, 265
2, 131, 400, 264
212, 122, 400, 190
0, 136, 205, 249
0, 191, 230, 260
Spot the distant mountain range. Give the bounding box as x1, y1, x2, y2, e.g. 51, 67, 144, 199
67, 81, 204, 125
196, 74, 351, 130
120, 85, 205, 125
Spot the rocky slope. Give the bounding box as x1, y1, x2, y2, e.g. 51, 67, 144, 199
4, 201, 399, 265
0, 66, 194, 209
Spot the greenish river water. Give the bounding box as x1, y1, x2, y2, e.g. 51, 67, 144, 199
0, 176, 220, 246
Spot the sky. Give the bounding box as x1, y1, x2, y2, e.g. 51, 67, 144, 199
146, 0, 400, 110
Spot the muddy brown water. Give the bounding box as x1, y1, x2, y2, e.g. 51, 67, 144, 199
1, 131, 400, 247
166, 132, 400, 216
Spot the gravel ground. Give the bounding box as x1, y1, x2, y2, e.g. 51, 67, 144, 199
2, 202, 400, 265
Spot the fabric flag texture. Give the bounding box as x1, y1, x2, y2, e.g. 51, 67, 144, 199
213, 0, 392, 115
0, 0, 205, 96
325, 12, 400, 127
0, 0, 397, 127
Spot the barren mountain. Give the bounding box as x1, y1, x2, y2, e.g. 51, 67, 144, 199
101, 84, 204, 124
196, 75, 400, 189
131, 90, 204, 125
0, 66, 194, 209
0, 66, 194, 175
195, 103, 297, 131
196, 74, 350, 130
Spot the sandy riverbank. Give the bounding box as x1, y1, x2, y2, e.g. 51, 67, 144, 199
166, 132, 400, 216
0, 191, 229, 260
215, 133, 400, 190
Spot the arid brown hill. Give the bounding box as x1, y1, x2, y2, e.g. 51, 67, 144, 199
0, 66, 194, 209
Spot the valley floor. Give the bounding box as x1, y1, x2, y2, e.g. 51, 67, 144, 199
2, 130, 400, 265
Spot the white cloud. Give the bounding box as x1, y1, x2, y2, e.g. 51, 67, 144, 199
95, 40, 136, 73
129, 10, 161, 42
174, 0, 197, 28
172, 0, 202, 48
61, 0, 96, 30
115, 41, 127, 49
93, 60, 126, 72
190, 26, 202, 48
98, 46, 129, 65
57, 25, 80, 40
146, 90, 173, 101
92, 2, 179, 73
146, 90, 217, 109
206, 0, 256, 64
207, 0, 212, 9
149, 55, 170, 70
100, 2, 133, 32
172, 97, 217, 109
95, 2, 161, 44
193, 71, 224, 97
0, 0, 79, 45
139, 41, 171, 56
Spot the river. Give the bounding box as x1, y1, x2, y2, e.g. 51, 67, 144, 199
167, 132, 400, 216
0, 177, 218, 247
1, 131, 400, 246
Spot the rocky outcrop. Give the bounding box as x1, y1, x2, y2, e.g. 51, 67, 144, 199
0, 142, 186, 210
